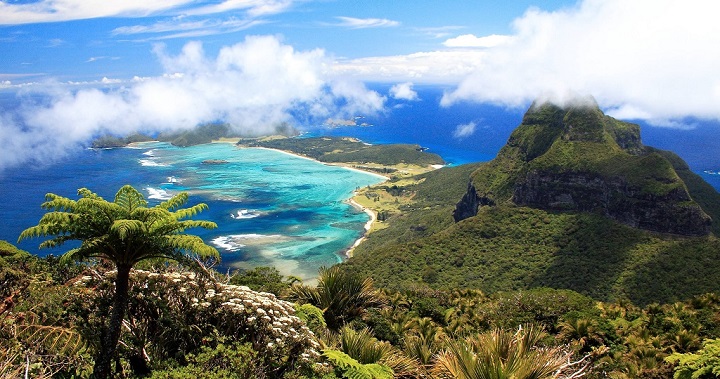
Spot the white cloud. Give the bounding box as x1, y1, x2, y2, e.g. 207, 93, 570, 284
334, 16, 400, 29
0, 0, 295, 25
187, 0, 294, 17
100, 77, 122, 84
443, 34, 513, 48
415, 26, 465, 39
453, 121, 477, 139
439, 0, 720, 124
332, 50, 486, 84
113, 18, 265, 39
0, 36, 384, 171
0, 0, 190, 24
389, 82, 418, 101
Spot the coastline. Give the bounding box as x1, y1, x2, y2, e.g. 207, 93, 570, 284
244, 145, 388, 259
250, 146, 389, 180
344, 197, 377, 258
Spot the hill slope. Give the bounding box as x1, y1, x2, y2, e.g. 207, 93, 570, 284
344, 99, 720, 305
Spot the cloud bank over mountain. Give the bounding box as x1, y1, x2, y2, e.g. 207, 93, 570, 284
0, 35, 384, 171
439, 0, 720, 124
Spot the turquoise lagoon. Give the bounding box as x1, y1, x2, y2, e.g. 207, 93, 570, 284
1, 142, 385, 281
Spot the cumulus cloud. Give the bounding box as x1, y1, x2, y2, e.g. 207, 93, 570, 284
453, 121, 477, 139
334, 17, 400, 29
443, 34, 513, 48
0, 35, 384, 171
440, 0, 720, 124
389, 82, 418, 101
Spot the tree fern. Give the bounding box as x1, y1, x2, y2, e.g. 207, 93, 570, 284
19, 185, 218, 379
323, 349, 394, 379
15, 312, 86, 356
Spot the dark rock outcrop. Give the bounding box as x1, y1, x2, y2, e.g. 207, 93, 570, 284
453, 182, 495, 222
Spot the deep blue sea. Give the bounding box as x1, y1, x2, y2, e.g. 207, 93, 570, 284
1, 85, 719, 280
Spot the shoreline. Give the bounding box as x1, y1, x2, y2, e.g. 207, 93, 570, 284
244, 145, 388, 259
343, 197, 377, 258
250, 146, 389, 180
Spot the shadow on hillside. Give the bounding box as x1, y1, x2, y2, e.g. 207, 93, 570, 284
531, 213, 648, 302
622, 237, 720, 306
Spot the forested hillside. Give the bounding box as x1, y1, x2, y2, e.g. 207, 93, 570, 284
344, 99, 720, 305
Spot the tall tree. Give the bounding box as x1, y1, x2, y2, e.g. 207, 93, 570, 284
19, 185, 218, 378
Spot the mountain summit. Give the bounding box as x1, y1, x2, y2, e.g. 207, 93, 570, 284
454, 98, 712, 236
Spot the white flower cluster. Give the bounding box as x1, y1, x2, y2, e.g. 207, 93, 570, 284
76, 268, 322, 365
213, 283, 322, 361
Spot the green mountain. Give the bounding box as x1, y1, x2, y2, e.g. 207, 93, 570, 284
344, 99, 720, 305
454, 98, 712, 236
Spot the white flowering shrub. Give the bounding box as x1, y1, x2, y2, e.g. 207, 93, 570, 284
70, 267, 324, 377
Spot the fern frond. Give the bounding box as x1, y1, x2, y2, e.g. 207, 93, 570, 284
17, 313, 86, 356
323, 349, 394, 379
77, 187, 104, 201
59, 248, 83, 265
173, 203, 209, 220
114, 185, 147, 212
111, 219, 145, 239
41, 193, 77, 211
164, 235, 220, 260
17, 225, 49, 242
159, 192, 189, 211
176, 219, 218, 231
132, 207, 170, 225
38, 236, 72, 249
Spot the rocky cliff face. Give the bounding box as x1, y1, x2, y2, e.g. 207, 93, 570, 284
512, 170, 711, 235
454, 98, 713, 236
453, 182, 495, 222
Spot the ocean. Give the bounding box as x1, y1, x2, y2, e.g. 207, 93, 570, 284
0, 141, 385, 280
1, 85, 719, 280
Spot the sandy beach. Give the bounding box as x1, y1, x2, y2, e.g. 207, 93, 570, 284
344, 197, 377, 258
251, 146, 389, 180
241, 145, 388, 259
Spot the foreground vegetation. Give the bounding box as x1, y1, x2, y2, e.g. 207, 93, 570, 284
4, 246, 720, 378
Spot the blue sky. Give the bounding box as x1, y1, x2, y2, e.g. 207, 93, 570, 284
1, 0, 720, 170
1, 0, 573, 81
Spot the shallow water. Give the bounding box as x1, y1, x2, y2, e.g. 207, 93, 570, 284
1, 142, 385, 281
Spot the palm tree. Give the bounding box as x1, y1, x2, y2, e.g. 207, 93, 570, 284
558, 318, 603, 353
291, 265, 383, 330
335, 326, 419, 378
19, 185, 218, 378
432, 325, 585, 379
